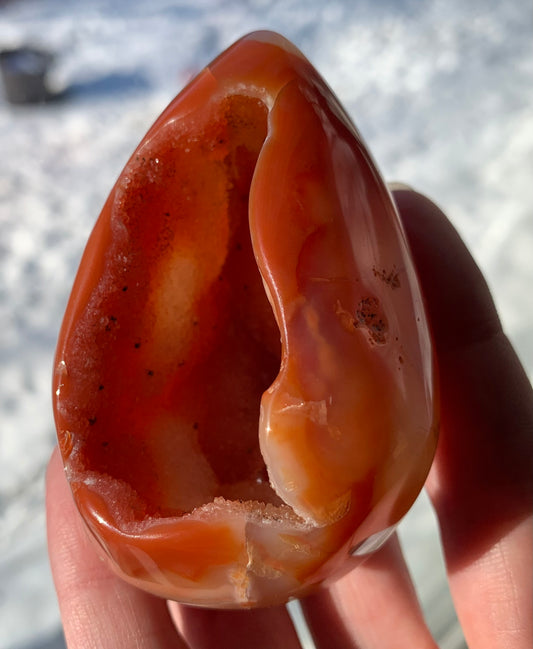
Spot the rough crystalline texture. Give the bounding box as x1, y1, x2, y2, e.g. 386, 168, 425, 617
53, 31, 438, 608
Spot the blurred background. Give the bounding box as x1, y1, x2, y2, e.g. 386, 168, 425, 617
0, 1, 531, 648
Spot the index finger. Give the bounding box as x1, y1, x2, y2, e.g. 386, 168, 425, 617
395, 188, 533, 649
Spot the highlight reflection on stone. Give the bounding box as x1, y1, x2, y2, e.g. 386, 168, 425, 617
53, 31, 438, 608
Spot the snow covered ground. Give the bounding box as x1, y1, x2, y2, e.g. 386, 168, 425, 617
0, 1, 531, 648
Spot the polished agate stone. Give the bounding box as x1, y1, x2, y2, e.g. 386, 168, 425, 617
53, 31, 438, 608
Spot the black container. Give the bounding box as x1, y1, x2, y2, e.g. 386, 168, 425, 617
0, 47, 53, 104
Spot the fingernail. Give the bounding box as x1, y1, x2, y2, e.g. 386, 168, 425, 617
387, 181, 416, 192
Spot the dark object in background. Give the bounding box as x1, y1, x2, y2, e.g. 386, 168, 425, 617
0, 46, 54, 104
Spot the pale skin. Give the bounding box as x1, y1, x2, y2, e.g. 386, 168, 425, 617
46, 189, 533, 649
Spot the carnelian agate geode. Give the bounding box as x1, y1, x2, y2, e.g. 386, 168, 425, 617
53, 31, 438, 607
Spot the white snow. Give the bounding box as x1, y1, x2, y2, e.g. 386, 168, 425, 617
1, 1, 531, 648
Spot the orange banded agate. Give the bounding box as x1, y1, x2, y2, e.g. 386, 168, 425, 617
53, 31, 438, 608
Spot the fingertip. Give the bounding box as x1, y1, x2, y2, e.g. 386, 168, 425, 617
391, 187, 501, 353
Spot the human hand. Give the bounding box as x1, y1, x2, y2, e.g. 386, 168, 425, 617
46, 188, 532, 649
